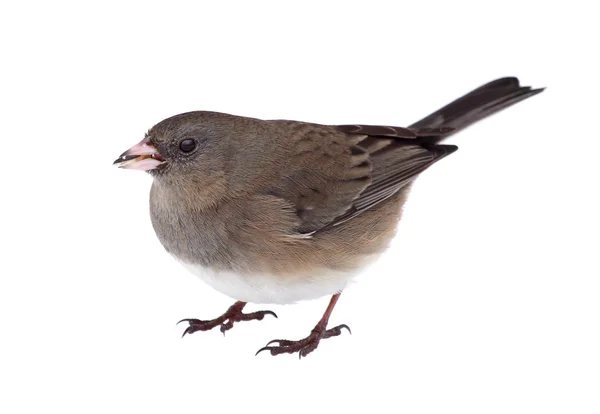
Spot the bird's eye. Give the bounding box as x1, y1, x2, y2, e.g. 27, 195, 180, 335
179, 139, 196, 153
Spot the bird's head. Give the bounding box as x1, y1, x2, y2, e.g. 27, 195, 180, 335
114, 111, 240, 176
114, 111, 285, 203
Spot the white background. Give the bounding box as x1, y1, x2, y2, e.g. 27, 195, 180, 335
1, 1, 598, 413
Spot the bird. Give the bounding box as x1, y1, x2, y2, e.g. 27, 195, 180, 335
114, 77, 543, 358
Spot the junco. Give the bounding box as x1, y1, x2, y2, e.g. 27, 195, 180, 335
114, 77, 543, 358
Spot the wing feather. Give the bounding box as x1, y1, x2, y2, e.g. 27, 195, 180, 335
264, 120, 456, 234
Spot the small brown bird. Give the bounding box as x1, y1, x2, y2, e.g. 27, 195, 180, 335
114, 77, 543, 358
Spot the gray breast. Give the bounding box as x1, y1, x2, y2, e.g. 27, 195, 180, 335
149, 182, 238, 269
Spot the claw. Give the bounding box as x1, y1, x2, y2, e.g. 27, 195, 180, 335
265, 339, 284, 347
182, 325, 196, 338
263, 311, 278, 319
177, 318, 196, 326
322, 324, 352, 339
264, 338, 299, 347
255, 346, 273, 356
241, 310, 278, 321
255, 345, 294, 357
333, 324, 351, 335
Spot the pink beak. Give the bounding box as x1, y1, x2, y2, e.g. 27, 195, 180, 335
113, 137, 166, 171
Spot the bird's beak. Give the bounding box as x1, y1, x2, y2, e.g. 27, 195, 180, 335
113, 137, 166, 171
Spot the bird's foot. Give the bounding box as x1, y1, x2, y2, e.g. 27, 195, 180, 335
255, 324, 351, 359
178, 301, 277, 336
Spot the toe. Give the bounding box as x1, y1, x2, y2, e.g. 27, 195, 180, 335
323, 324, 352, 338
182, 325, 199, 338
220, 321, 234, 334
265, 339, 296, 347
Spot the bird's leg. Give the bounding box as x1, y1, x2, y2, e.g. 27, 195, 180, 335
178, 301, 277, 336
255, 292, 350, 359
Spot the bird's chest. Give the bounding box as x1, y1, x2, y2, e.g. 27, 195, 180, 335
149, 185, 300, 271
149, 198, 237, 269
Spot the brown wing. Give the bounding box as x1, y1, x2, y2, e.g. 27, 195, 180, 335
265, 121, 456, 234
264, 121, 373, 233
323, 124, 457, 228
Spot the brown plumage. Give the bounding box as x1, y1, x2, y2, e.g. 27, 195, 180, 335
115, 77, 543, 357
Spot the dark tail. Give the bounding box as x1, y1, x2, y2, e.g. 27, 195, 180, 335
410, 77, 544, 143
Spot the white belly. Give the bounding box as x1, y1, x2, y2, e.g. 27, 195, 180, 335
179, 262, 361, 304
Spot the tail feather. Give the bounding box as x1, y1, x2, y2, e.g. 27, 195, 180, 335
410, 77, 544, 143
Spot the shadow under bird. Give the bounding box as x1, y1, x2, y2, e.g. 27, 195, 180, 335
114, 77, 543, 358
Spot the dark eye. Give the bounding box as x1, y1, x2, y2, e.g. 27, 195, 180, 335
179, 139, 196, 153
